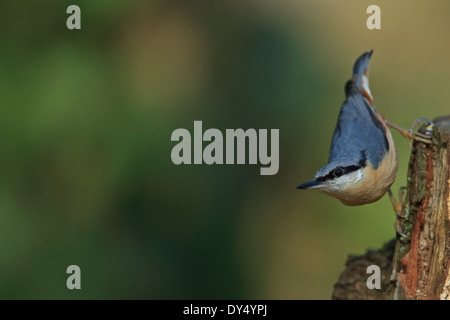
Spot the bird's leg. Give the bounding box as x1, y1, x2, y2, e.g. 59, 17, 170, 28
385, 118, 433, 149
388, 187, 410, 240
388, 187, 406, 219
388, 187, 411, 283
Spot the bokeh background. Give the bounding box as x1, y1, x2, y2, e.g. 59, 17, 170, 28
0, 0, 449, 299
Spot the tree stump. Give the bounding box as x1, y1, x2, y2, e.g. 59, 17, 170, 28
332, 116, 450, 300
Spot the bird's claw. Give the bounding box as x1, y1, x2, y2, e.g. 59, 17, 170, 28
404, 118, 434, 149
388, 187, 406, 217
403, 130, 433, 149
386, 118, 434, 150
395, 224, 411, 240
388, 187, 411, 241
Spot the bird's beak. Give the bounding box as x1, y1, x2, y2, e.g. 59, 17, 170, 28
296, 179, 323, 190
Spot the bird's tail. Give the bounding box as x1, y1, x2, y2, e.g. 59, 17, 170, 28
345, 50, 374, 105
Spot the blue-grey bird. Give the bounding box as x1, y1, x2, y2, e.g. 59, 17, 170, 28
297, 50, 432, 208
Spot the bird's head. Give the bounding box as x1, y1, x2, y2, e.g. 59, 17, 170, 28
297, 160, 369, 205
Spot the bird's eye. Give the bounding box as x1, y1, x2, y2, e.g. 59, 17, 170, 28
334, 167, 344, 177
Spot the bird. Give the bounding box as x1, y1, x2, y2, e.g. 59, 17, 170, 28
297, 50, 432, 215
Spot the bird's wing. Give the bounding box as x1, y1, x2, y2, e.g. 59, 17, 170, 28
328, 93, 389, 169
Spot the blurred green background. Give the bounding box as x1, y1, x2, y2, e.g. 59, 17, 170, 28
0, 0, 449, 299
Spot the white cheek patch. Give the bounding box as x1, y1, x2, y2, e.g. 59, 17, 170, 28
329, 175, 349, 191
355, 169, 363, 182
335, 170, 362, 184
325, 169, 363, 193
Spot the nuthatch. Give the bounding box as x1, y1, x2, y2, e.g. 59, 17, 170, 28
297, 50, 432, 211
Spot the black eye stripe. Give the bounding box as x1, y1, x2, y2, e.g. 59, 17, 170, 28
342, 165, 360, 174
317, 165, 361, 182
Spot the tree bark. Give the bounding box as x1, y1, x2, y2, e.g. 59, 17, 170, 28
332, 116, 450, 300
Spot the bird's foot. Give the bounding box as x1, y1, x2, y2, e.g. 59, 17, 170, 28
388, 187, 411, 240
388, 187, 405, 218
386, 118, 434, 150
395, 223, 410, 240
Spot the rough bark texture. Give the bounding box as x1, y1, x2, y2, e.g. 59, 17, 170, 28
332, 116, 450, 300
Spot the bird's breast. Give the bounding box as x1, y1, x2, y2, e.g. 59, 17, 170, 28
325, 115, 398, 206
